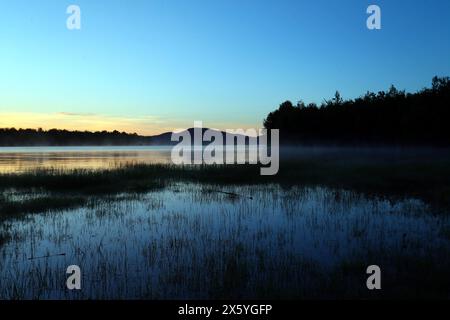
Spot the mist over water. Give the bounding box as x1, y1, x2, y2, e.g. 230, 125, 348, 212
0, 146, 174, 173
1, 145, 449, 173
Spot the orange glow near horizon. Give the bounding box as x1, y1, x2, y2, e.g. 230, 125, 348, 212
0, 112, 168, 136
0, 112, 261, 136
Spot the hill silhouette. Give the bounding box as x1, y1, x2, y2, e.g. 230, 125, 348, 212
264, 76, 450, 146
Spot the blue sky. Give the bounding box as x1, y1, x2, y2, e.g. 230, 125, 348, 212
1, 0, 450, 134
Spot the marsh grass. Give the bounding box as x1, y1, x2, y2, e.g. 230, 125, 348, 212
1, 150, 450, 299
0, 184, 449, 299
0, 195, 86, 218
0, 231, 9, 247
1, 158, 450, 218
0, 165, 169, 194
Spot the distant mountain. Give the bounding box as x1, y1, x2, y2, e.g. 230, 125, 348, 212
0, 127, 256, 146
147, 128, 257, 146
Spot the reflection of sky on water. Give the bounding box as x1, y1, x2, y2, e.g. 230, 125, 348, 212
1, 184, 449, 299
0, 146, 265, 173
0, 146, 174, 173
2, 146, 450, 173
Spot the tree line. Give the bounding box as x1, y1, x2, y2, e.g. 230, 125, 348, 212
0, 128, 149, 146
264, 76, 450, 145
2, 76, 449, 146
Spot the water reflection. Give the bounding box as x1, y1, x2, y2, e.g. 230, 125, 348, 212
0, 146, 263, 173
0, 146, 173, 173
1, 184, 449, 299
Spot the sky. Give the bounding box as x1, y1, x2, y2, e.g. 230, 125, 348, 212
1, 0, 450, 135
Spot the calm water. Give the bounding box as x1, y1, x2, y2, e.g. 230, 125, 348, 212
0, 146, 267, 173
1, 146, 449, 174
1, 184, 449, 299
0, 146, 174, 173
1, 147, 450, 299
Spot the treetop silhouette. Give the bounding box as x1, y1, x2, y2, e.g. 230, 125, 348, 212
264, 76, 450, 145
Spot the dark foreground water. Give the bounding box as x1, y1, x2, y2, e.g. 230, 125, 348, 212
1, 183, 449, 299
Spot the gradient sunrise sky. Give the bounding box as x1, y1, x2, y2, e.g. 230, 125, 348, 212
1, 0, 450, 135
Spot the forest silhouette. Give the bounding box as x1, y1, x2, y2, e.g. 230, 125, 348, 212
0, 128, 147, 146
264, 76, 450, 145
1, 76, 449, 146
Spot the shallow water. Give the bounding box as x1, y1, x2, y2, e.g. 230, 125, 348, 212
1, 183, 449, 299
0, 146, 174, 173
0, 146, 265, 173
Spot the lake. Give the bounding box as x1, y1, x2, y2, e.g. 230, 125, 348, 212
0, 146, 174, 173
0, 146, 450, 299
1, 145, 448, 173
